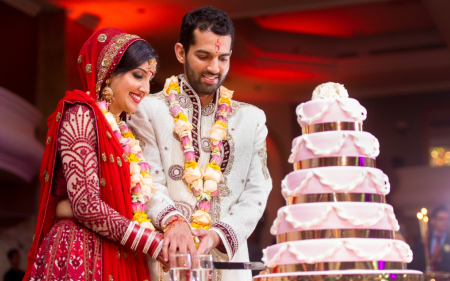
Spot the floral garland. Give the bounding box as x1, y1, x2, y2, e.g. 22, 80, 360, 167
97, 100, 157, 230
162, 76, 233, 230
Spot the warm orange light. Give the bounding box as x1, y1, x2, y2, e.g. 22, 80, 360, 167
417, 212, 423, 220
48, 0, 185, 37
254, 0, 434, 38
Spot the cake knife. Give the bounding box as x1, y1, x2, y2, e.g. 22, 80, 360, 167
200, 261, 267, 270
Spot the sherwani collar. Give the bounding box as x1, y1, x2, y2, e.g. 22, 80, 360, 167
178, 74, 220, 113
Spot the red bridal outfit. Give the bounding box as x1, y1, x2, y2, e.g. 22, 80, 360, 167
24, 28, 163, 281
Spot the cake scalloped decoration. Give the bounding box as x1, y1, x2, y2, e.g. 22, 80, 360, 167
312, 82, 349, 100
281, 168, 390, 198
262, 239, 412, 267
270, 203, 399, 235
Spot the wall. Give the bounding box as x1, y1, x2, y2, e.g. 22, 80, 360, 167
354, 91, 450, 245
358, 91, 450, 196
0, 2, 38, 104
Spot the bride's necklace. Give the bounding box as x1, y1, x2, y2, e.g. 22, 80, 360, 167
163, 76, 233, 229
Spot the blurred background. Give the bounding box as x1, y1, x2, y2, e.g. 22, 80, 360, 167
1, 0, 450, 277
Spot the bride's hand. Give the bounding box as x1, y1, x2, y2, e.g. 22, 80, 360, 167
157, 254, 169, 272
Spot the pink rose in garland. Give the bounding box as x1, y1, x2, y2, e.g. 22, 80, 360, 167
198, 201, 211, 212
140, 162, 150, 173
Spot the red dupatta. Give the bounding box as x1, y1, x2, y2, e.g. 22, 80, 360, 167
24, 28, 151, 281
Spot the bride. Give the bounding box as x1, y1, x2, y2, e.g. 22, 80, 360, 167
24, 27, 164, 281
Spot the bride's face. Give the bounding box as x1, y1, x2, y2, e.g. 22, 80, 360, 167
108, 60, 154, 115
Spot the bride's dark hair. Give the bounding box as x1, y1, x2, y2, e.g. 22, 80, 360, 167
114, 40, 159, 74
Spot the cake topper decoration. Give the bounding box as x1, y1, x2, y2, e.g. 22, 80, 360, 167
312, 82, 349, 100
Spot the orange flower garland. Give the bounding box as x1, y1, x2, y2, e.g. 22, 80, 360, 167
97, 100, 157, 230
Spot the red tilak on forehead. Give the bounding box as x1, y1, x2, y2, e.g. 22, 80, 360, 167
215, 39, 220, 53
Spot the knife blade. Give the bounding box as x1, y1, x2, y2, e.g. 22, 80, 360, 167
200, 261, 267, 271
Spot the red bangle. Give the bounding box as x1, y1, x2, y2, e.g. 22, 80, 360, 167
140, 230, 163, 256
149, 232, 164, 258
121, 221, 136, 245
124, 223, 141, 249
136, 228, 152, 252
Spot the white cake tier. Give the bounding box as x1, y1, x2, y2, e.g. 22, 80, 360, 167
296, 98, 367, 128
271, 202, 399, 235
289, 131, 380, 164
282, 167, 390, 198
262, 238, 412, 268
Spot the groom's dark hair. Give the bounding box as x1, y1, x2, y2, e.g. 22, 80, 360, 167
179, 6, 235, 54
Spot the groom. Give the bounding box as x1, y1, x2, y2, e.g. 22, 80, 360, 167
128, 6, 272, 281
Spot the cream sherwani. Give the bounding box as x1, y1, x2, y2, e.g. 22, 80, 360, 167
127, 75, 272, 281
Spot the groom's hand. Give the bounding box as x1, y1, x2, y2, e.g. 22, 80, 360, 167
162, 218, 197, 262
192, 229, 221, 255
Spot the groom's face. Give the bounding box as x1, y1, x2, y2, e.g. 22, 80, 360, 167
184, 29, 232, 96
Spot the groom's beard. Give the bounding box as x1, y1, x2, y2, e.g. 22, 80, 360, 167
185, 59, 227, 96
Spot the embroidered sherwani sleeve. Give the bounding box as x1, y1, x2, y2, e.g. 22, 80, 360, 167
58, 104, 163, 258
211, 109, 273, 260
127, 98, 184, 230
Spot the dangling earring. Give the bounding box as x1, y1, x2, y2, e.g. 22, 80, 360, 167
101, 78, 114, 103
127, 111, 134, 121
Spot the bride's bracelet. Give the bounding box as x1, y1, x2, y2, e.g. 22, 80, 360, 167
121, 221, 164, 257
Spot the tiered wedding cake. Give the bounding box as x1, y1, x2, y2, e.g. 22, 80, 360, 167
253, 83, 423, 281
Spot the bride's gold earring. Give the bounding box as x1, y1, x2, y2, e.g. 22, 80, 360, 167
101, 78, 114, 103
126, 111, 134, 121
